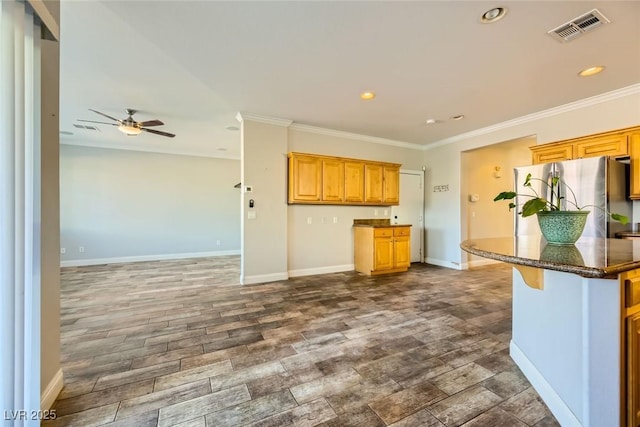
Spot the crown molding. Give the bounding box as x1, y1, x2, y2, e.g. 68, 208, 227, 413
236, 112, 293, 127
425, 83, 640, 150
289, 123, 422, 150
60, 140, 240, 160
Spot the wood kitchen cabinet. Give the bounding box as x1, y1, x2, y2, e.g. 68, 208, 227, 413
287, 152, 401, 206
365, 163, 384, 203
288, 154, 321, 201
530, 126, 638, 165
383, 166, 400, 204
354, 226, 411, 275
531, 142, 574, 164
629, 131, 640, 199
622, 270, 640, 426
344, 161, 365, 203
322, 158, 344, 202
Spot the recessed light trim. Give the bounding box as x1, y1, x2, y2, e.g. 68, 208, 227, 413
452, 115, 465, 121
481, 7, 507, 23
225, 125, 240, 131
216, 147, 228, 151
59, 130, 74, 136
426, 118, 437, 125
360, 91, 376, 101
578, 65, 605, 77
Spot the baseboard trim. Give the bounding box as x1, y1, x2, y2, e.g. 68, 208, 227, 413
425, 258, 463, 270
241, 272, 289, 285
61, 250, 240, 267
288, 264, 354, 278
510, 341, 581, 427
41, 369, 63, 410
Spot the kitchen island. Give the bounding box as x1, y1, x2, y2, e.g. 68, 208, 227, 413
461, 236, 640, 427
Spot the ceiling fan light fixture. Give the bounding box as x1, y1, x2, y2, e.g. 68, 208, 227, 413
118, 124, 142, 136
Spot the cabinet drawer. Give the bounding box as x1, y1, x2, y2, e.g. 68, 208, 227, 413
393, 227, 410, 237
374, 228, 393, 237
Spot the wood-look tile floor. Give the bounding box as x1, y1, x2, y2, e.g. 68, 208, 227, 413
46, 257, 560, 427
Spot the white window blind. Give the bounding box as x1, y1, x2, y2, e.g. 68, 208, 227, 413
0, 1, 42, 425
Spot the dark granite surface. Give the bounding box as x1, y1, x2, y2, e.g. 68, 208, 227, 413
353, 219, 412, 228
615, 231, 640, 238
460, 236, 640, 278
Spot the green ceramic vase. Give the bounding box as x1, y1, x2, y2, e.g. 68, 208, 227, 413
536, 210, 590, 245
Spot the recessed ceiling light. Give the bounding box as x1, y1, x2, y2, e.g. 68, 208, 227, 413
452, 115, 465, 121
578, 65, 605, 77
360, 91, 376, 101
426, 118, 437, 125
59, 130, 73, 136
217, 147, 228, 151
225, 125, 240, 131
481, 7, 507, 23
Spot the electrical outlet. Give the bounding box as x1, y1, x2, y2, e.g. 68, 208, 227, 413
307, 217, 312, 225
374, 209, 378, 216
60, 248, 66, 254
79, 246, 85, 253
333, 216, 338, 224
383, 209, 388, 216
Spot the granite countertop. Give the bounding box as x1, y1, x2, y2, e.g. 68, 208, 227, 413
460, 236, 640, 278
352, 219, 412, 228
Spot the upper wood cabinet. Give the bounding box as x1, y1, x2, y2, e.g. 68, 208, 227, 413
288, 154, 321, 201
288, 152, 401, 206
344, 161, 365, 203
530, 126, 638, 165
629, 131, 640, 199
531, 143, 574, 164
383, 166, 400, 204
322, 158, 344, 202
365, 163, 384, 203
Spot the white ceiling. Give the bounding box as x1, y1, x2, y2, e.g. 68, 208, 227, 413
59, 1, 640, 159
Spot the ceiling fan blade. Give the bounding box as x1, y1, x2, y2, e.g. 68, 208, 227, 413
77, 119, 118, 126
89, 109, 122, 123
139, 119, 164, 127
142, 128, 175, 138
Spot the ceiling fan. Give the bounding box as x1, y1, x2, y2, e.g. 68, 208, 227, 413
78, 108, 176, 138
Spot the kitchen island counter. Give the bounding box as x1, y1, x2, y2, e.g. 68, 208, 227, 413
460, 236, 640, 278
461, 236, 640, 426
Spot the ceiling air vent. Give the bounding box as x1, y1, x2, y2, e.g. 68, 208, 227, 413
548, 9, 610, 42
72, 123, 100, 131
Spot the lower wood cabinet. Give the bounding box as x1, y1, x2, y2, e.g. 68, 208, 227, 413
354, 226, 411, 275
622, 271, 640, 427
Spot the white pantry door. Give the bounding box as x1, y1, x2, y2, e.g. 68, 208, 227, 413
391, 170, 424, 262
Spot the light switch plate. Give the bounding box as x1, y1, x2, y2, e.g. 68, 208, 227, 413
248, 211, 257, 219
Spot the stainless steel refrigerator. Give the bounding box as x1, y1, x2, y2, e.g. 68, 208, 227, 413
514, 156, 631, 238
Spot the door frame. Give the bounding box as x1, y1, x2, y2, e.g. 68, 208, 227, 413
395, 168, 425, 263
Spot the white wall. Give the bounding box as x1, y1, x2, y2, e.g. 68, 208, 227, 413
59, 145, 240, 264
424, 87, 640, 268
287, 127, 424, 275
461, 137, 533, 267
240, 119, 289, 284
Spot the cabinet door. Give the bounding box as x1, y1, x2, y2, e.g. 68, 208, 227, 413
289, 155, 321, 202
374, 236, 394, 271
394, 236, 411, 268
383, 166, 400, 205
628, 312, 640, 427
344, 161, 365, 203
322, 158, 344, 202
575, 133, 628, 159
630, 133, 640, 200
365, 163, 384, 203
531, 143, 574, 164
